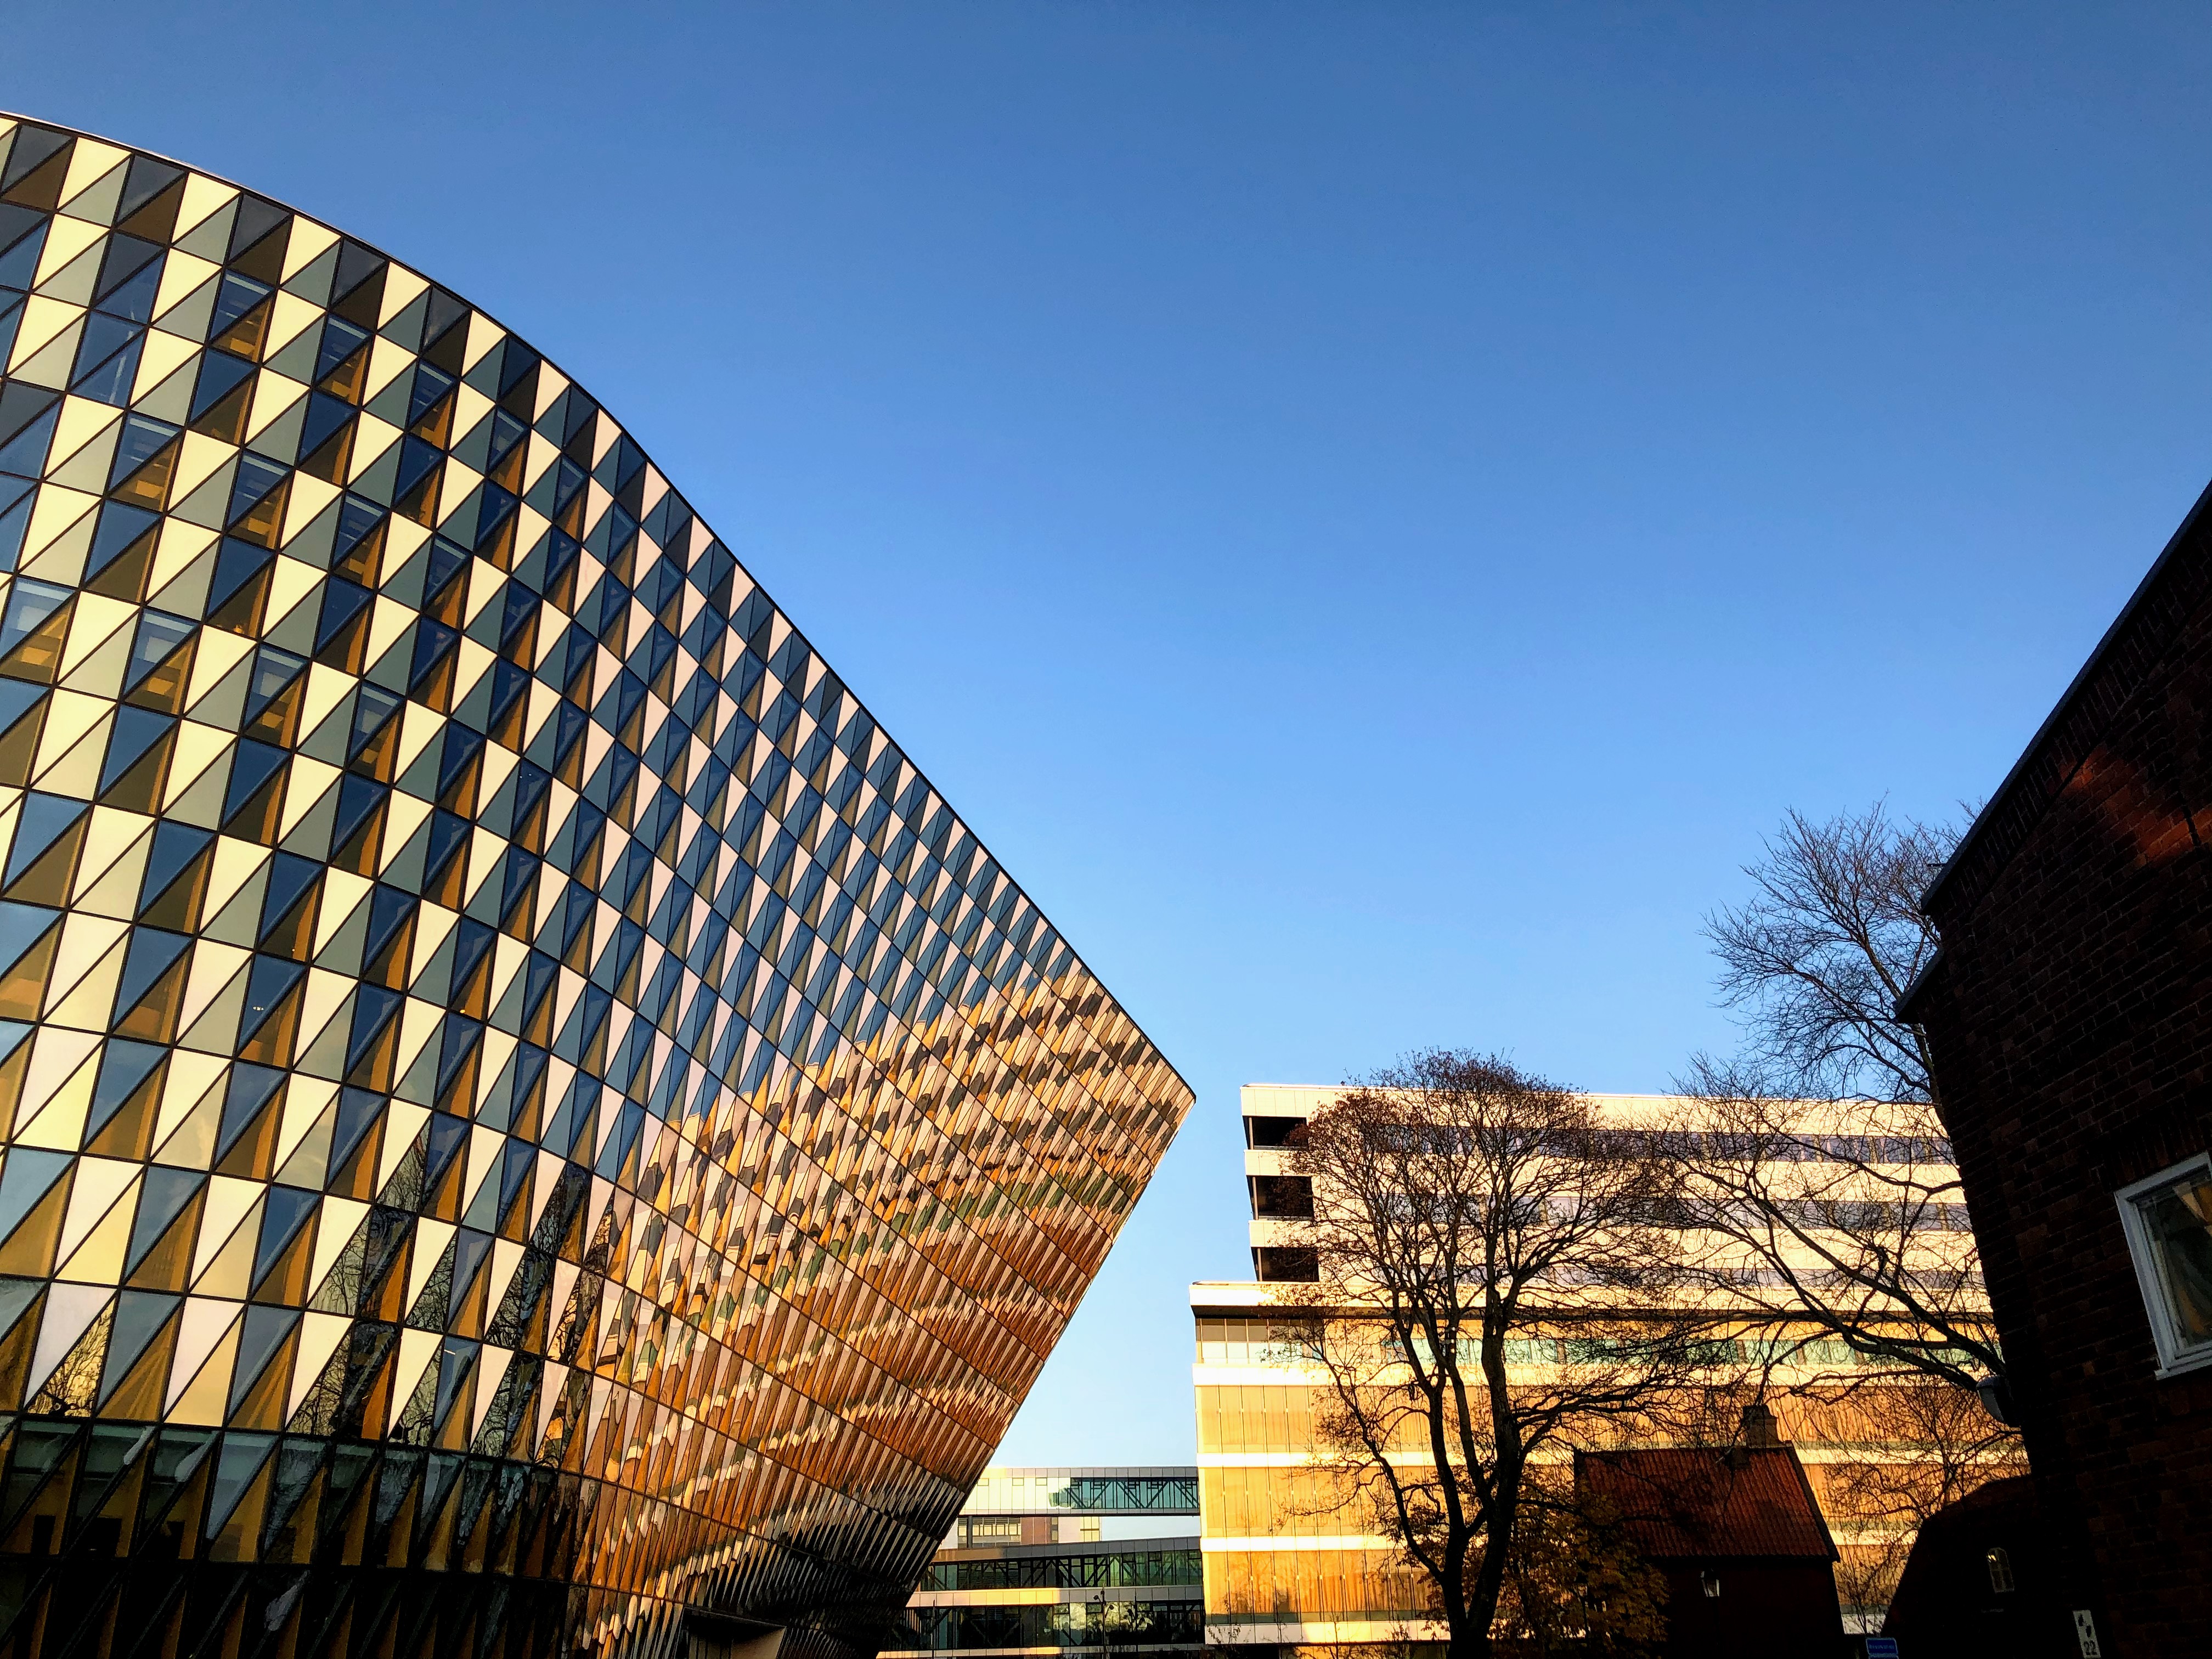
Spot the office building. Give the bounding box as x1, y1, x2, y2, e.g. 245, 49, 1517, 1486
889, 1467, 1202, 1657
1903, 476, 2212, 1656
1197, 1084, 1984, 1651
0, 115, 1190, 1659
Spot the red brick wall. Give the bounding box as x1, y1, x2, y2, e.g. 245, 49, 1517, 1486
1914, 486, 2212, 1657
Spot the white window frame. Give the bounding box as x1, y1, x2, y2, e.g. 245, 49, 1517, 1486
2115, 1153, 2212, 1378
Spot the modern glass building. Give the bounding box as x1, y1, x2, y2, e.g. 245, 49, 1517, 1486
0, 115, 1192, 1659
888, 1468, 1201, 1658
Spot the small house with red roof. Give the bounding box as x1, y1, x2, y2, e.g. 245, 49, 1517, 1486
1575, 1415, 1845, 1659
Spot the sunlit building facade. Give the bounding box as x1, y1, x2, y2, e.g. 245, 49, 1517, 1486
0, 114, 1191, 1659
889, 1468, 1203, 1657
1195, 1084, 1985, 1651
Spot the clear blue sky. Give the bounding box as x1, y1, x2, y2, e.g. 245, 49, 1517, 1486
8, 2, 2207, 1465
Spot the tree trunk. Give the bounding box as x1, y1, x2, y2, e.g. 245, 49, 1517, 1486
1464, 1313, 1522, 1658
1442, 1595, 1486, 1659
1437, 1522, 1479, 1659
1461, 1475, 1516, 1659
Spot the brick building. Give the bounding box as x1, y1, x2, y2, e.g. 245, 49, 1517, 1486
1902, 477, 2212, 1656
1576, 1432, 1844, 1659
1881, 1476, 2073, 1657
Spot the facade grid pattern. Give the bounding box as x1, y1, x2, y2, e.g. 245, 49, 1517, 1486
0, 115, 1190, 1659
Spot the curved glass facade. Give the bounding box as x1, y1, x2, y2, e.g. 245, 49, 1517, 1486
0, 115, 1190, 1659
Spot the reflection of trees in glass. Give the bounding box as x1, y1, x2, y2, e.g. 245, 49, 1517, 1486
893, 1599, 1203, 1651
1051, 1475, 1201, 1511
928, 1548, 1201, 1590
2141, 1173, 2212, 1344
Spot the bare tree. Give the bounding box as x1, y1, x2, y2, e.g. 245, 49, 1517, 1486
1274, 1051, 1720, 1659
1674, 799, 2015, 1635
1702, 801, 1954, 1113
1680, 803, 2010, 1396
1809, 1376, 2028, 1621
1668, 1058, 2000, 1392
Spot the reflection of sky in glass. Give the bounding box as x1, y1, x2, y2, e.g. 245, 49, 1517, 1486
2145, 1175, 2212, 1346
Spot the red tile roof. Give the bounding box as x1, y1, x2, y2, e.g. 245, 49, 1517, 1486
1575, 1447, 1838, 1562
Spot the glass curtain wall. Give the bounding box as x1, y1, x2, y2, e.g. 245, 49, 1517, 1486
0, 115, 1190, 1659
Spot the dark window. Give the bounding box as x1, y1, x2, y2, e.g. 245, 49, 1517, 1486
1244, 1114, 1306, 1148
1250, 1175, 1314, 1220
1985, 1545, 2015, 1593
1254, 1246, 1318, 1283
928, 1545, 1202, 1590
